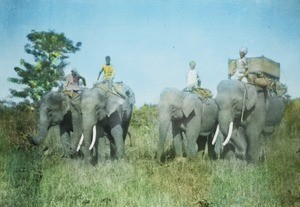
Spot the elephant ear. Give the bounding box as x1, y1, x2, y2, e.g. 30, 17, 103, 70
106, 95, 125, 117
182, 94, 196, 117
70, 95, 81, 112
245, 84, 257, 110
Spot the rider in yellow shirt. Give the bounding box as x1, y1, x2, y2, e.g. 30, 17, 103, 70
97, 56, 115, 89
97, 56, 126, 98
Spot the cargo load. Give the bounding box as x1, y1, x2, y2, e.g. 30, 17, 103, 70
228, 56, 280, 80
229, 56, 287, 96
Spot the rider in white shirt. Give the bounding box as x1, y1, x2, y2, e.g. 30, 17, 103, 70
187, 61, 201, 90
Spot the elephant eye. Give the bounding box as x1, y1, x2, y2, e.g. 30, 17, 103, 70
170, 105, 177, 112
47, 108, 53, 116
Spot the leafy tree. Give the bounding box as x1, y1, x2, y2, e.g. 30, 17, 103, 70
8, 30, 81, 102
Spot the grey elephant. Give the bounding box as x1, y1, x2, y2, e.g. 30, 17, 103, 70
213, 80, 284, 163
156, 87, 218, 162
77, 82, 135, 164
29, 91, 83, 157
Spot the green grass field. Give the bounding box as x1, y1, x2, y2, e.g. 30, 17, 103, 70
0, 103, 299, 207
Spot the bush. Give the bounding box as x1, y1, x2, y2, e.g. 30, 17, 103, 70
131, 104, 158, 128
0, 101, 38, 150
284, 98, 300, 134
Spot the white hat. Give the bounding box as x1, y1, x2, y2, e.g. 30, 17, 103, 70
239, 47, 248, 54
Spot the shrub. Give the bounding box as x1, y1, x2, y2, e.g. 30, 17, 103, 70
284, 98, 300, 134
131, 104, 158, 128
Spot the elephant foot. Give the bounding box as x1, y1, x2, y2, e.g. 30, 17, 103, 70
223, 150, 236, 161
69, 150, 84, 160
175, 157, 187, 163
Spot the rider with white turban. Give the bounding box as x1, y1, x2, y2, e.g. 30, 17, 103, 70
187, 61, 201, 90
230, 47, 249, 83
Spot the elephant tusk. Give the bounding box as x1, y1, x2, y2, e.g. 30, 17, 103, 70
89, 125, 97, 150
223, 122, 233, 146
212, 124, 220, 145
77, 134, 84, 152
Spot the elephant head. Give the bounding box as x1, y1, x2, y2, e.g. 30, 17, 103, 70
156, 88, 198, 162
215, 80, 257, 145
30, 91, 73, 145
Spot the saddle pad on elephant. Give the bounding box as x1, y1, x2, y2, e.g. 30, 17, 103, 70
192, 88, 213, 98
95, 81, 126, 98
62, 90, 79, 99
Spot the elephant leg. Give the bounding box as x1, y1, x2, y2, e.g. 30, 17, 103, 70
233, 127, 247, 160
172, 122, 183, 157
223, 144, 236, 160
122, 117, 131, 140
109, 135, 116, 159
246, 127, 263, 163
111, 125, 124, 160
206, 134, 217, 160
222, 128, 238, 160
96, 126, 107, 163
197, 135, 207, 155
185, 129, 199, 158
59, 126, 73, 157
222, 126, 247, 161
245, 92, 266, 163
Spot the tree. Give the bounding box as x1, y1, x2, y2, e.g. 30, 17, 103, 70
8, 30, 82, 102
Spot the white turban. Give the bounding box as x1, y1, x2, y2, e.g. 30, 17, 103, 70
239, 47, 248, 54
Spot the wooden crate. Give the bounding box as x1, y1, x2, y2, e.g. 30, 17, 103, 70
228, 56, 280, 80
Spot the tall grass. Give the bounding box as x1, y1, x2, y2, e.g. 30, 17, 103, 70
1, 102, 300, 206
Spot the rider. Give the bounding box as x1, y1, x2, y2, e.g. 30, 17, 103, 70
97, 56, 126, 98
97, 56, 115, 90
187, 60, 201, 91
64, 69, 86, 94
230, 47, 249, 83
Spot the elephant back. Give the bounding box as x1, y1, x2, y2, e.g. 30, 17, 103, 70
94, 81, 135, 107
116, 82, 135, 106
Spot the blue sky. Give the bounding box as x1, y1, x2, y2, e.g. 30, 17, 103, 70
1, 0, 300, 106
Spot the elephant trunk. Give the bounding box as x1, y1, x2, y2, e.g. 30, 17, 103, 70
156, 112, 171, 162
218, 110, 234, 146
223, 122, 233, 146
77, 125, 96, 151
212, 124, 220, 145
30, 108, 50, 145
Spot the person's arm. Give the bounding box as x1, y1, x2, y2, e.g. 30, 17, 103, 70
97, 69, 103, 81
65, 75, 71, 88
79, 76, 86, 86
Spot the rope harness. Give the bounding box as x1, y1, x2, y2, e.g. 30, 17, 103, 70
241, 84, 247, 122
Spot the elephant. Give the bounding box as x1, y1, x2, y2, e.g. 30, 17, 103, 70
213, 80, 285, 163
77, 82, 135, 164
156, 87, 218, 162
29, 91, 83, 157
